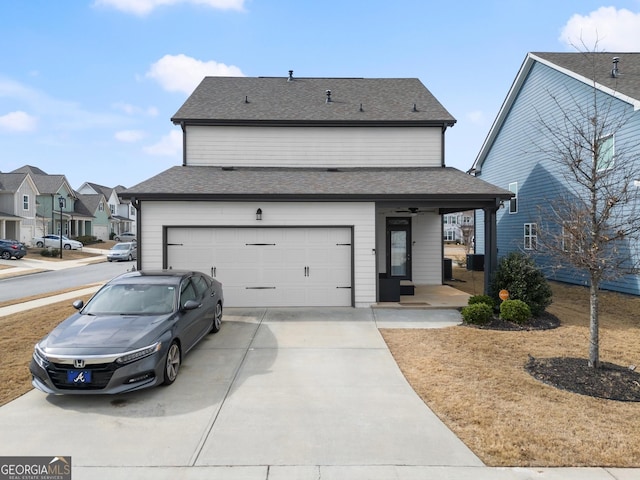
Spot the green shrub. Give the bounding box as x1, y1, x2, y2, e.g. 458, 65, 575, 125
40, 248, 60, 257
461, 303, 493, 325
489, 252, 552, 316
76, 235, 100, 245
500, 299, 531, 324
468, 294, 496, 308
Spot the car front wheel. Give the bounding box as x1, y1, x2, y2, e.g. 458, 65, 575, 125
211, 302, 223, 333
36, 241, 44, 247
163, 341, 181, 385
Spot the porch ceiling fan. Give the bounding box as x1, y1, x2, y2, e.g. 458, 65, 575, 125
394, 207, 427, 215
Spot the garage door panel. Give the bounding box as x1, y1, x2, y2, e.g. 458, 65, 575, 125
166, 227, 351, 307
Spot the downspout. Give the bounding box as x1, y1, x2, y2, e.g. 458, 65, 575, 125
132, 197, 141, 271
441, 124, 446, 167
180, 122, 187, 166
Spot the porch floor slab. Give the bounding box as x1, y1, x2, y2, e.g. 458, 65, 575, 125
374, 284, 470, 309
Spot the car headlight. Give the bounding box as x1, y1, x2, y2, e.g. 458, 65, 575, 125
116, 342, 162, 365
33, 344, 49, 368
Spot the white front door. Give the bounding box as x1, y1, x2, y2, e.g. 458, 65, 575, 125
166, 227, 352, 307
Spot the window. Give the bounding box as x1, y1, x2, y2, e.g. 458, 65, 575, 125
462, 215, 472, 224
444, 230, 456, 241
562, 222, 583, 253
109, 204, 115, 214
98, 202, 104, 212
509, 182, 518, 214
597, 134, 614, 171
22, 195, 29, 210
524, 223, 537, 250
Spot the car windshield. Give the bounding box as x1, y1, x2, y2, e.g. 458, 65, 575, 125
83, 284, 176, 315
112, 244, 129, 250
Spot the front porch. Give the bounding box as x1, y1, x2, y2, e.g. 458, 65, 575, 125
374, 284, 470, 309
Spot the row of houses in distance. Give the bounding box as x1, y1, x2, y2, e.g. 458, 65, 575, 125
0, 165, 135, 244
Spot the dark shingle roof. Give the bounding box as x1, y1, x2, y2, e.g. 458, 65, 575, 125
171, 77, 456, 125
532, 52, 640, 103
0, 173, 29, 193
123, 166, 511, 202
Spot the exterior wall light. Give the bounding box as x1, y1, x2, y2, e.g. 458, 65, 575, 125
256, 208, 262, 221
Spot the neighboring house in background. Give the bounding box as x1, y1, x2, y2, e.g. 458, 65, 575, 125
10, 166, 94, 242
0, 172, 39, 243
443, 210, 474, 245
472, 52, 640, 296
123, 74, 512, 307
75, 193, 111, 240
77, 182, 136, 237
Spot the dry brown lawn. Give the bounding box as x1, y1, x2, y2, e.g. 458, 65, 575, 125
382, 267, 640, 467
1, 263, 639, 467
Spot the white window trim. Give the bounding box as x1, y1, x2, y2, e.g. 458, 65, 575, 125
509, 182, 518, 214
524, 223, 537, 250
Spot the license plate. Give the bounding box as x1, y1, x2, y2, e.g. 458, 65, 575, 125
67, 370, 92, 384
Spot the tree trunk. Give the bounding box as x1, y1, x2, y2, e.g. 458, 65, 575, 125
588, 280, 600, 368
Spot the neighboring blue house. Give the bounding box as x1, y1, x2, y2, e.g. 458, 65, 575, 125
472, 52, 640, 295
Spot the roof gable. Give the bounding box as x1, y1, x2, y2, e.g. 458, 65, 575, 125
473, 52, 640, 173
172, 77, 456, 126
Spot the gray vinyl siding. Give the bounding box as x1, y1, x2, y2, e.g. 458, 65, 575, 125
476, 61, 640, 295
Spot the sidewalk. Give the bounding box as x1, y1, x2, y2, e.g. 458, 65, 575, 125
0, 247, 107, 279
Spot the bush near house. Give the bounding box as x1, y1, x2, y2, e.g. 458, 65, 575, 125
461, 302, 493, 325
467, 294, 496, 309
499, 299, 531, 324
76, 235, 103, 246
489, 252, 552, 316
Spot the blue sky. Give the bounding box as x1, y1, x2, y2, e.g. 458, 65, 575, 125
2, 0, 640, 189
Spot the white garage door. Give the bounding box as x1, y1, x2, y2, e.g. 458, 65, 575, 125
166, 227, 352, 307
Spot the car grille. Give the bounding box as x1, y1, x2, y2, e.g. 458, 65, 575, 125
47, 362, 119, 390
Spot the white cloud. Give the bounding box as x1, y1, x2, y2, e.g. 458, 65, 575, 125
466, 110, 485, 125
560, 7, 640, 50
143, 129, 182, 156
115, 130, 146, 142
0, 111, 38, 132
94, 0, 245, 16
113, 102, 159, 117
146, 54, 244, 94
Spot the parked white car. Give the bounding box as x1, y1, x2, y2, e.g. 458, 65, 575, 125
33, 235, 83, 250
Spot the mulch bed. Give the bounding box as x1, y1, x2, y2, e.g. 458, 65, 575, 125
526, 356, 640, 402
464, 311, 561, 331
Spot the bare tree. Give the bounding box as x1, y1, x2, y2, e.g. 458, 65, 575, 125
535, 51, 640, 368
460, 224, 474, 254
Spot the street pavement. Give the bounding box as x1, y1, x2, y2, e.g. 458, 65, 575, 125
0, 256, 637, 480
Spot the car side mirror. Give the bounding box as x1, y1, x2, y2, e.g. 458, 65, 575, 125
72, 300, 84, 310
182, 299, 201, 311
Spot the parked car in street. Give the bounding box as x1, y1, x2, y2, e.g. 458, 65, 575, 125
114, 232, 136, 242
107, 242, 137, 262
32, 235, 83, 250
0, 239, 27, 259
30, 270, 224, 395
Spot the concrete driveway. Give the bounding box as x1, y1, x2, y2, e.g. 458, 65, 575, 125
0, 307, 485, 479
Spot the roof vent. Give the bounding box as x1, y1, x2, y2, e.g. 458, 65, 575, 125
412, 103, 418, 112
288, 70, 294, 81
359, 103, 364, 112
326, 90, 332, 103
611, 57, 620, 78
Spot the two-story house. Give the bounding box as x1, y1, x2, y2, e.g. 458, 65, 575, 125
472, 52, 640, 296
77, 182, 136, 239
122, 75, 512, 307
0, 171, 39, 243
11, 166, 93, 241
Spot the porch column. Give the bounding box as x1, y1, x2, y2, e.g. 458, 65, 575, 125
483, 204, 499, 295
